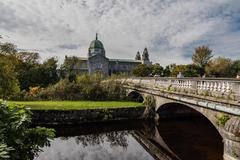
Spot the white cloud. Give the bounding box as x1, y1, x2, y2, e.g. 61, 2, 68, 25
0, 0, 239, 66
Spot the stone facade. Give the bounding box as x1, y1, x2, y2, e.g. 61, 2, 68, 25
69, 34, 151, 75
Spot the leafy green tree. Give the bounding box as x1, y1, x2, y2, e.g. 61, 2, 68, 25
206, 57, 232, 77
171, 64, 200, 77
132, 64, 151, 77
0, 102, 55, 160
151, 63, 164, 76
16, 55, 59, 90
163, 63, 176, 77
230, 60, 240, 77
60, 56, 81, 80
192, 46, 213, 76
0, 58, 20, 99
40, 57, 59, 86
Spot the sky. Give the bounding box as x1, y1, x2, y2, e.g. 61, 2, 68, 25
0, 0, 240, 66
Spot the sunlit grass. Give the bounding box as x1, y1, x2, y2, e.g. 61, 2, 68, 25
8, 101, 143, 110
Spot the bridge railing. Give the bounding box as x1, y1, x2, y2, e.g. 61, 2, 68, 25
120, 77, 240, 101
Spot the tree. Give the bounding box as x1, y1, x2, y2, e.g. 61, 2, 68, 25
230, 60, 240, 77
0, 58, 20, 99
135, 51, 141, 60
151, 63, 164, 76
206, 57, 232, 77
132, 64, 151, 77
192, 46, 213, 76
40, 57, 59, 86
16, 52, 39, 64
163, 63, 176, 77
171, 64, 201, 77
60, 56, 82, 80
15, 54, 58, 90
0, 43, 17, 55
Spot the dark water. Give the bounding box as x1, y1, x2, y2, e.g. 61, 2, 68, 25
34, 117, 223, 160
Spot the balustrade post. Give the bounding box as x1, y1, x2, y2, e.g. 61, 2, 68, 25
232, 82, 240, 100
190, 80, 198, 91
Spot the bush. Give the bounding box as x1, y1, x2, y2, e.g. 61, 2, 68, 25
10, 74, 128, 101
143, 95, 156, 119
216, 114, 230, 127
0, 101, 55, 160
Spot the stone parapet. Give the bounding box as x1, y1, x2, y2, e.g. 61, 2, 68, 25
120, 77, 240, 102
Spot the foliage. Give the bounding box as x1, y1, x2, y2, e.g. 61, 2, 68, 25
171, 64, 201, 77
151, 63, 164, 76
9, 101, 143, 110
163, 63, 176, 77
216, 114, 230, 127
16, 52, 39, 64
135, 52, 141, 60
192, 45, 213, 76
230, 60, 240, 77
28, 86, 42, 97
102, 78, 126, 100
60, 56, 84, 80
17, 56, 59, 90
0, 57, 20, 99
0, 102, 55, 160
0, 45, 59, 91
132, 64, 151, 77
206, 57, 232, 77
0, 43, 17, 55
10, 74, 128, 101
143, 95, 156, 119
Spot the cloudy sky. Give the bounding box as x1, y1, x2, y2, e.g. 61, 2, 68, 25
0, 0, 240, 66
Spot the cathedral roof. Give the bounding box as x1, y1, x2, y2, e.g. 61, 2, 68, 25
89, 33, 104, 49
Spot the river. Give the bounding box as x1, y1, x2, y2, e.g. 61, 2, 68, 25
34, 116, 223, 160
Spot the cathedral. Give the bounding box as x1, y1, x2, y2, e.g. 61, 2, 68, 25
65, 34, 151, 75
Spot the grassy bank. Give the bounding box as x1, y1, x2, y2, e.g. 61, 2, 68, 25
8, 101, 143, 110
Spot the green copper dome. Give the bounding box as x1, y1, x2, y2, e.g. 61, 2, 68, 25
89, 33, 104, 49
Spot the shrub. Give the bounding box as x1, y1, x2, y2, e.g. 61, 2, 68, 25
9, 74, 128, 101
216, 114, 230, 126
0, 101, 55, 160
143, 95, 156, 119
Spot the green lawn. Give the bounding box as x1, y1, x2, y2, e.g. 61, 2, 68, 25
8, 101, 143, 110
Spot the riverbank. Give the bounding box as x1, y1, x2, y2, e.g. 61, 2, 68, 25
31, 107, 146, 125
8, 101, 143, 110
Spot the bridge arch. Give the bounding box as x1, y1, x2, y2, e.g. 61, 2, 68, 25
156, 102, 224, 159
154, 96, 224, 136
127, 91, 144, 103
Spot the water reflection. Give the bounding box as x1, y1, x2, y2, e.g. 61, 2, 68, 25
34, 121, 154, 160
74, 131, 128, 148
35, 131, 154, 160
34, 117, 223, 160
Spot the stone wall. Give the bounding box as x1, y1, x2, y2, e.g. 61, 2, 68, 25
31, 107, 145, 125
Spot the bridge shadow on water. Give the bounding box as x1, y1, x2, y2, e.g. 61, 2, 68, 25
156, 103, 224, 160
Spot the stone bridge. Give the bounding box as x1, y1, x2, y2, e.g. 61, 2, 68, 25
119, 77, 240, 160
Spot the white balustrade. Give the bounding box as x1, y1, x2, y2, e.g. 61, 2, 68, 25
121, 77, 240, 98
